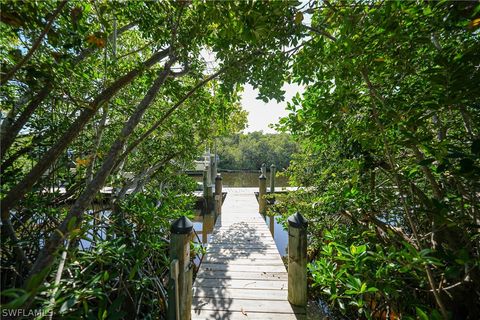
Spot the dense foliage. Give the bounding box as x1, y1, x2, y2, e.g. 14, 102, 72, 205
275, 1, 480, 319
217, 131, 297, 170
1, 0, 479, 319
0, 0, 302, 317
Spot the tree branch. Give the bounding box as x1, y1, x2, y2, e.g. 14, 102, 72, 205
1, 1, 68, 86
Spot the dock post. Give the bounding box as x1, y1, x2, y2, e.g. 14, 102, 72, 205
269, 216, 275, 237
205, 164, 211, 186
259, 173, 267, 214
202, 168, 208, 199
211, 156, 217, 182
215, 174, 223, 217
204, 165, 213, 212
270, 164, 276, 193
168, 216, 193, 320
261, 163, 267, 176
202, 211, 214, 244
287, 212, 308, 308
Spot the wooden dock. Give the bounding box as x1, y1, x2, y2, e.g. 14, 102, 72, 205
192, 188, 305, 319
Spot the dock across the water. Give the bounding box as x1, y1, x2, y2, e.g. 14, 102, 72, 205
191, 188, 306, 319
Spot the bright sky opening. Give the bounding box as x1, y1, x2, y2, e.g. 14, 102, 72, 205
241, 83, 304, 133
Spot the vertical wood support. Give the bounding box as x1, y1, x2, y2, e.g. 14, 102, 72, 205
211, 155, 217, 182
205, 164, 211, 186
202, 211, 214, 244
168, 216, 193, 320
202, 168, 208, 200
259, 174, 267, 214
203, 166, 213, 213
261, 163, 267, 176
170, 260, 180, 320
287, 212, 308, 308
215, 174, 223, 217
269, 216, 275, 237
270, 164, 276, 193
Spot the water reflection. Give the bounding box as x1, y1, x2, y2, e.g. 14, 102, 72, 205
192, 171, 289, 188
264, 214, 288, 256
192, 210, 215, 244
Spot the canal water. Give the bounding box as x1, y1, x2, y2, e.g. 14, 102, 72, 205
192, 171, 290, 188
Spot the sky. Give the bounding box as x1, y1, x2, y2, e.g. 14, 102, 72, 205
240, 83, 304, 133
239, 0, 311, 134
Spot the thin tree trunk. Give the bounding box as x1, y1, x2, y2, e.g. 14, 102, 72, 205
459, 105, 476, 138
0, 93, 31, 140
411, 145, 443, 200
116, 153, 178, 200
86, 105, 109, 184
25, 60, 174, 297
361, 69, 449, 320
0, 1, 68, 86
0, 84, 52, 160
0, 48, 170, 223
0, 22, 136, 160
115, 68, 226, 167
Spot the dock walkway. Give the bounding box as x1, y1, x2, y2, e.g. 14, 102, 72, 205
192, 188, 305, 319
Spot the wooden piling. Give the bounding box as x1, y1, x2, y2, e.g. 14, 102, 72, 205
259, 174, 267, 214
205, 164, 211, 186
203, 165, 213, 213
287, 212, 308, 308
168, 216, 193, 320
215, 174, 223, 217
269, 215, 275, 237
270, 164, 276, 193
261, 163, 267, 176
211, 156, 217, 182
202, 212, 214, 244
170, 260, 180, 320
202, 168, 208, 200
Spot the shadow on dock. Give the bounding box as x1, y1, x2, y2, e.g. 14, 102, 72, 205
193, 214, 305, 319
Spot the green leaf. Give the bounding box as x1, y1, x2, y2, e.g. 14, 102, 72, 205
60, 297, 77, 314
416, 307, 429, 320
294, 12, 303, 25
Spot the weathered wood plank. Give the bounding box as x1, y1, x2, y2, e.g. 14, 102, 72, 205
207, 239, 277, 249
193, 298, 304, 314
195, 270, 287, 281
193, 287, 288, 300
200, 263, 286, 273
194, 278, 288, 290
192, 189, 298, 319
192, 311, 306, 320
201, 259, 285, 266
203, 254, 283, 261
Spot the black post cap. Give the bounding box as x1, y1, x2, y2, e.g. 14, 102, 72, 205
288, 212, 308, 229
259, 174, 266, 180
215, 174, 222, 180
170, 216, 193, 234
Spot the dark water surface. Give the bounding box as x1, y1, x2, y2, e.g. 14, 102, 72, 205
193, 171, 290, 188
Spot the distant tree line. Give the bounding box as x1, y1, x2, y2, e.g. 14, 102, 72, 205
217, 131, 297, 170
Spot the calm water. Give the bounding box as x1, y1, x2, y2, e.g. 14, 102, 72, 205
192, 171, 290, 188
